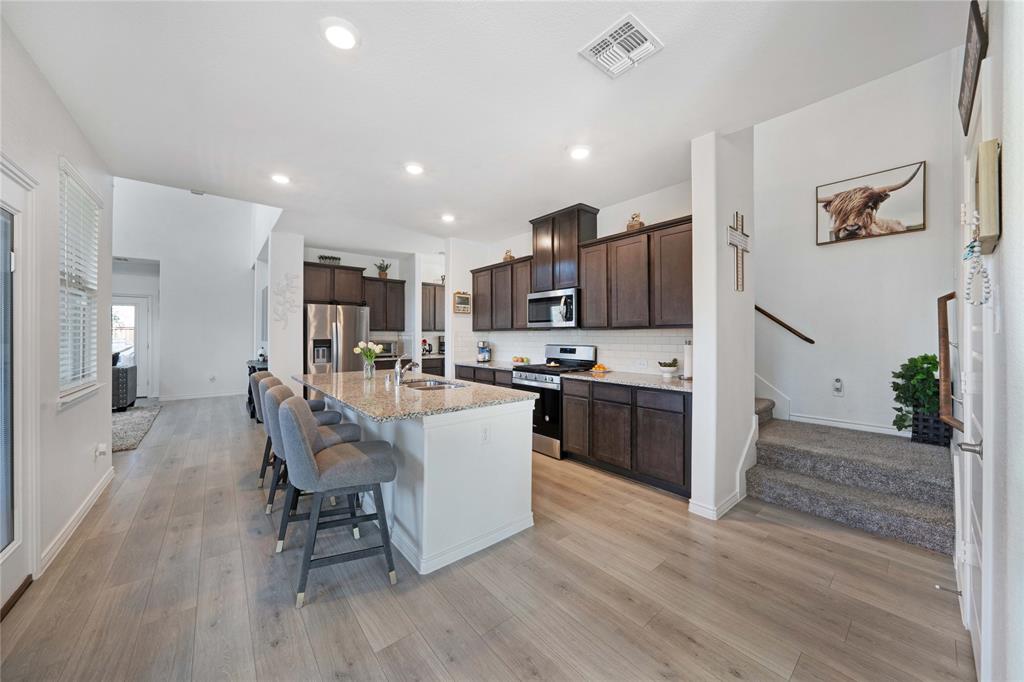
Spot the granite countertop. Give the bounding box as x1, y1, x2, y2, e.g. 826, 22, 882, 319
453, 360, 518, 371
563, 370, 693, 393
293, 371, 536, 423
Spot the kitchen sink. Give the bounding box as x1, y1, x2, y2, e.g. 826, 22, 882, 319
401, 379, 464, 391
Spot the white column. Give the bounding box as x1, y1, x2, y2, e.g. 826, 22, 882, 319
689, 129, 756, 520
267, 231, 304, 394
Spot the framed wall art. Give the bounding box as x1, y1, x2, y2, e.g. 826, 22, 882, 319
815, 161, 926, 246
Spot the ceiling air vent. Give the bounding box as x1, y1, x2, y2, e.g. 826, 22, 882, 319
579, 14, 663, 79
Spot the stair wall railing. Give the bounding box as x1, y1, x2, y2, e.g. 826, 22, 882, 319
755, 305, 815, 344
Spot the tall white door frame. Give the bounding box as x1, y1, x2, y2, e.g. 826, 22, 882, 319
0, 152, 40, 606
111, 294, 153, 398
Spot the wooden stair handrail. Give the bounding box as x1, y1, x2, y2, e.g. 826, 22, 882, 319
937, 291, 965, 432
755, 306, 815, 344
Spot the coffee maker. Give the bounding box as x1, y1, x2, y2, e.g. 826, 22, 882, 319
476, 340, 491, 363
437, 336, 445, 355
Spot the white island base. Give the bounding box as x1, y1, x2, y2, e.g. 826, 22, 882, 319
329, 399, 535, 574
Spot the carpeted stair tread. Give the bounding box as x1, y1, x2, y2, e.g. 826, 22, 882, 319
746, 465, 954, 554
757, 419, 952, 505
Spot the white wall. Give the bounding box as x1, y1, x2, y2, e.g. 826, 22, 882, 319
113, 178, 263, 400
112, 258, 160, 396
596, 181, 693, 238
689, 129, 756, 520
1, 21, 114, 567
267, 231, 305, 394
753, 51, 959, 434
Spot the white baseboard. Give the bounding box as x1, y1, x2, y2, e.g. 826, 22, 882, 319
688, 492, 743, 520
392, 513, 534, 575
38, 466, 114, 575
789, 412, 904, 436
158, 390, 245, 402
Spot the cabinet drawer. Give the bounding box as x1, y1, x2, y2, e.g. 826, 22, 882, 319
635, 389, 686, 414
494, 370, 513, 386
455, 366, 475, 381
474, 368, 495, 384
562, 378, 591, 398
592, 382, 632, 404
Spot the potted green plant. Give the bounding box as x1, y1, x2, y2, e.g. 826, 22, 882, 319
890, 354, 951, 446
375, 259, 391, 279
658, 358, 678, 379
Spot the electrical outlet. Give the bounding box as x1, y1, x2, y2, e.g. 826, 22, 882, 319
636, 359, 648, 369
832, 378, 844, 397
209, 375, 216, 383
95, 443, 108, 459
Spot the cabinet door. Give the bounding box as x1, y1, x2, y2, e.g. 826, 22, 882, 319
333, 268, 364, 305
635, 407, 686, 487
422, 285, 435, 332
303, 264, 333, 303
455, 365, 475, 381
491, 265, 512, 330
650, 224, 693, 326
386, 281, 405, 331
608, 235, 650, 328
473, 269, 492, 331
494, 370, 513, 386
591, 400, 632, 469
579, 243, 608, 328
531, 217, 554, 292
433, 284, 445, 331
364, 279, 387, 331
512, 259, 531, 329
422, 359, 445, 377
553, 210, 580, 290
474, 368, 495, 384
562, 394, 590, 457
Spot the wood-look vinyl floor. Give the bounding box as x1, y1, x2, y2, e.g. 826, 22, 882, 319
1, 397, 975, 681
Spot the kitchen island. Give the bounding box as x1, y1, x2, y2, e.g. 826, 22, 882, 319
293, 371, 536, 574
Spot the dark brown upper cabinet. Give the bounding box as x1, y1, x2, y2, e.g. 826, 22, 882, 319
530, 204, 597, 292
491, 264, 513, 330
433, 284, 445, 331
364, 278, 387, 330
332, 266, 365, 305
512, 258, 531, 329
608, 234, 650, 328
472, 269, 492, 331
422, 283, 446, 332
304, 262, 366, 305
650, 222, 693, 327
579, 242, 608, 328
386, 280, 405, 331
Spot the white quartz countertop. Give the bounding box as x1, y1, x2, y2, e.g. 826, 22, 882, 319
563, 370, 693, 392
293, 371, 536, 423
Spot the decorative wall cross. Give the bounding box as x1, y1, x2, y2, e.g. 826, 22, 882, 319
727, 211, 750, 292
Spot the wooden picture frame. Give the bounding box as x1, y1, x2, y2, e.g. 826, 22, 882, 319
815, 161, 926, 246
958, 0, 988, 136
452, 291, 471, 314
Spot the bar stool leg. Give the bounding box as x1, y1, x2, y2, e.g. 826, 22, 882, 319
276, 483, 298, 553
257, 437, 272, 488
372, 484, 397, 585
348, 494, 360, 539
296, 492, 324, 608
266, 458, 283, 514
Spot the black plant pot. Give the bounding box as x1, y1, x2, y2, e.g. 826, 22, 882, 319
911, 412, 952, 446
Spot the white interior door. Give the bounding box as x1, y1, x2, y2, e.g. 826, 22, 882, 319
112, 295, 151, 398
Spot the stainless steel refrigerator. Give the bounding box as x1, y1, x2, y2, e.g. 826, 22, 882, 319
305, 304, 370, 374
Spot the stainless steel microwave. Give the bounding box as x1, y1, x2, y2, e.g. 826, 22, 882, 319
527, 288, 578, 328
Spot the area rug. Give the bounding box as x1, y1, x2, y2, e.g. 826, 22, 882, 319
112, 405, 162, 452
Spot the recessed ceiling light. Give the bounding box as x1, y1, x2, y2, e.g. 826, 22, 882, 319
320, 17, 360, 50
271, 174, 290, 184
441, 213, 455, 223
405, 162, 424, 176
569, 145, 591, 161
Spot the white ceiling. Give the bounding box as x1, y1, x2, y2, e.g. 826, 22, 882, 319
3, 1, 965, 249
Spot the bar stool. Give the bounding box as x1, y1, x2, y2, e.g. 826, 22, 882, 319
259, 378, 361, 515
278, 395, 398, 608
249, 371, 343, 488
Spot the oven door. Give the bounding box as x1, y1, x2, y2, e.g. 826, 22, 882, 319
514, 382, 563, 458
526, 288, 578, 329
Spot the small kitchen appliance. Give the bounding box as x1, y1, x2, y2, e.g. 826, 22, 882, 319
526, 288, 579, 329
437, 336, 445, 355
512, 344, 597, 458
477, 340, 491, 363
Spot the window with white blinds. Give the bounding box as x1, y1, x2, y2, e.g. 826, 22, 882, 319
58, 159, 101, 397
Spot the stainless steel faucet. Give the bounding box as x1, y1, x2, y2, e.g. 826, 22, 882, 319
394, 355, 421, 384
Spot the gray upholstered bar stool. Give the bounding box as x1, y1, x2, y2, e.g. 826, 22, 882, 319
259, 377, 361, 515
249, 370, 343, 488
278, 395, 398, 608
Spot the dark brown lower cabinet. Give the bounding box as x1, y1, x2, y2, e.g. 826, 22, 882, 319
421, 358, 445, 377
454, 365, 505, 385
562, 395, 590, 457
590, 400, 632, 469
635, 406, 686, 486
455, 365, 475, 381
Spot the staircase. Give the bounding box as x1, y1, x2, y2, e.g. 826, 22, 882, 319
746, 419, 955, 555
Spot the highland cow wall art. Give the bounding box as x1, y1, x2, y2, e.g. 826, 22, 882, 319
815, 161, 926, 245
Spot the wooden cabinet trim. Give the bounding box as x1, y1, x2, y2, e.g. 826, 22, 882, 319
635, 389, 687, 414
562, 378, 591, 398
592, 382, 632, 404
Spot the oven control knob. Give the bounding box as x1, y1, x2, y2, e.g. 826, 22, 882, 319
544, 416, 550, 422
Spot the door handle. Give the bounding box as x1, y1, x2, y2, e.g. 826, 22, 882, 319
957, 441, 983, 458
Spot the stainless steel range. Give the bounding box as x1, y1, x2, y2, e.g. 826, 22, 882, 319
512, 344, 596, 459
